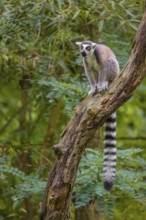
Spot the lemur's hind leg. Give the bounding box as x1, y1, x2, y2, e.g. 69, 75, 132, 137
96, 65, 109, 92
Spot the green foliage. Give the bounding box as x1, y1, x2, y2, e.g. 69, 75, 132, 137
1, 147, 146, 219
73, 148, 146, 218
0, 0, 146, 219
0, 156, 45, 201
37, 75, 88, 115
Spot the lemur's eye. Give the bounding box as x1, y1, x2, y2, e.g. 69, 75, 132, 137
86, 46, 91, 51
80, 45, 83, 50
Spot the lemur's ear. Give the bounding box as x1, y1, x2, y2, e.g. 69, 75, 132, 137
75, 42, 81, 46
92, 42, 96, 48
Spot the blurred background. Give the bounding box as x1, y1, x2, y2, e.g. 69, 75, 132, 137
0, 0, 146, 219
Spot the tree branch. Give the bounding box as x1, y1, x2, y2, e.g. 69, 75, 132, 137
40, 11, 146, 220
0, 104, 27, 135
117, 137, 146, 141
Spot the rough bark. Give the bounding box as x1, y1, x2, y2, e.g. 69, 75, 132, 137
40, 12, 146, 220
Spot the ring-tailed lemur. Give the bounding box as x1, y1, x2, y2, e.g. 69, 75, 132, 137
75, 41, 120, 191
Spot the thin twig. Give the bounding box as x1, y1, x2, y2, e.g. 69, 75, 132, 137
0, 104, 27, 135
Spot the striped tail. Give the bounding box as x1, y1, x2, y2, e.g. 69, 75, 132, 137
103, 112, 117, 191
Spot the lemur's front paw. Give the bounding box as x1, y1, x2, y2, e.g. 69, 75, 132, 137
96, 81, 109, 92
88, 87, 97, 95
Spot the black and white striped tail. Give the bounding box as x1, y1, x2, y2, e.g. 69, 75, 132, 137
103, 112, 117, 191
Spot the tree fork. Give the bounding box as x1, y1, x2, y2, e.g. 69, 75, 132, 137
40, 11, 146, 220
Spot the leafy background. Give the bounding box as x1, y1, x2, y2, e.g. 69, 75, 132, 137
0, 0, 146, 219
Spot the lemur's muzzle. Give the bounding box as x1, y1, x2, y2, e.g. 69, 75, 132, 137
81, 51, 87, 57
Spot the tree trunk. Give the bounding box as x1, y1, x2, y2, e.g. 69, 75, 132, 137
75, 203, 105, 220
40, 11, 146, 220
18, 74, 33, 220
44, 99, 64, 146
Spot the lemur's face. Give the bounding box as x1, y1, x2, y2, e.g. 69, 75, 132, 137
75, 41, 96, 57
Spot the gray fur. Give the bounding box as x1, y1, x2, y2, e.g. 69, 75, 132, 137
75, 41, 120, 190
75, 40, 119, 94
